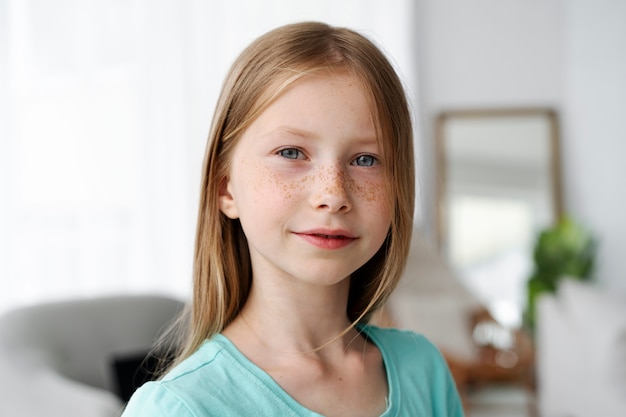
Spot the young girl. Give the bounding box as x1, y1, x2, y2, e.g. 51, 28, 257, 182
122, 21, 463, 417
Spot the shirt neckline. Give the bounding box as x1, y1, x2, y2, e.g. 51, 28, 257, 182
212, 324, 398, 416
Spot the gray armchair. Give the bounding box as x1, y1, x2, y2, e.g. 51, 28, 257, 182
0, 295, 185, 417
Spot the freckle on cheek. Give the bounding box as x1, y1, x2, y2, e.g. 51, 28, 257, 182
272, 173, 307, 202
352, 181, 385, 203
281, 183, 293, 200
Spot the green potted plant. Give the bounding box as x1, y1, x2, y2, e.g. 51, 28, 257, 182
524, 215, 597, 331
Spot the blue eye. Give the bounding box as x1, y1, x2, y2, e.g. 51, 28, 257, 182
278, 148, 303, 160
353, 154, 378, 167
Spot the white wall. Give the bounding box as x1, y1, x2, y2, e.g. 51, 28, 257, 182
562, 0, 626, 290
416, 0, 626, 290
415, 0, 564, 240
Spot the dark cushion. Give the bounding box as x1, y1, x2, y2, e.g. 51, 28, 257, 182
111, 350, 174, 402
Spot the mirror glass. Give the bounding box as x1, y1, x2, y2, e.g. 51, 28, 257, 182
435, 109, 562, 327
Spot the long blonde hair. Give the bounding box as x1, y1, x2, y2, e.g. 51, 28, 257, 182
170, 21, 415, 367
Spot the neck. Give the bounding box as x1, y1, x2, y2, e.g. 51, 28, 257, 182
225, 275, 357, 354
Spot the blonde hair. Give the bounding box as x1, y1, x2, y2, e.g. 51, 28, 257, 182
170, 21, 415, 367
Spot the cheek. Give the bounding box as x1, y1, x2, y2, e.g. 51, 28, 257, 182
246, 161, 304, 204
351, 178, 391, 216
351, 179, 392, 246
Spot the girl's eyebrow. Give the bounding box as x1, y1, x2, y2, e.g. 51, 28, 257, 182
263, 126, 378, 146
262, 126, 317, 140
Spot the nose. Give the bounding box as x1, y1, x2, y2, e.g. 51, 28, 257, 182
309, 164, 352, 213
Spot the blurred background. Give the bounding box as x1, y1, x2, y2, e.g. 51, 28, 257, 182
1, 0, 626, 415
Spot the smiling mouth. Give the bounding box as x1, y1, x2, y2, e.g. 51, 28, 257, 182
296, 231, 357, 249
312, 233, 349, 239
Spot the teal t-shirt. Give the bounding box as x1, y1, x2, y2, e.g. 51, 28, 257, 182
121, 325, 464, 416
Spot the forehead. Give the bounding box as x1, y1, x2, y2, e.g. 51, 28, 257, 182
249, 69, 380, 136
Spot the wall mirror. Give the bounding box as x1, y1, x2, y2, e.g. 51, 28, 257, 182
435, 108, 563, 327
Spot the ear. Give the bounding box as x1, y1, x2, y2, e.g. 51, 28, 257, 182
218, 176, 239, 219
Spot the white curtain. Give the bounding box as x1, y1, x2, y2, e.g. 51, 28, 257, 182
0, 0, 419, 314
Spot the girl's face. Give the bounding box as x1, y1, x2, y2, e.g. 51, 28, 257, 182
219, 72, 392, 289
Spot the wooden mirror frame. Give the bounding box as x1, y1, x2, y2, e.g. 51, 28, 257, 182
434, 107, 564, 252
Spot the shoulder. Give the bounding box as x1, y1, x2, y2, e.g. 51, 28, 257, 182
121, 379, 195, 417
361, 325, 464, 416
122, 336, 313, 417
160, 337, 227, 383
121, 336, 238, 417
360, 324, 445, 364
